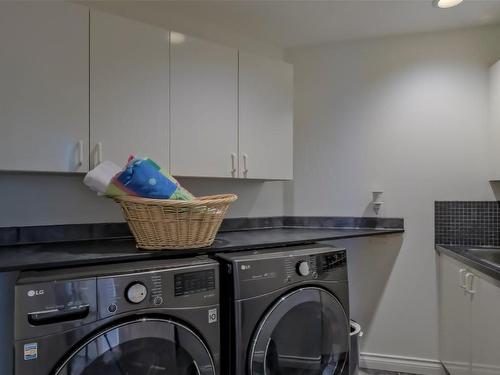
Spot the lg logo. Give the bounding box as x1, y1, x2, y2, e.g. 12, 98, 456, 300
27, 289, 44, 297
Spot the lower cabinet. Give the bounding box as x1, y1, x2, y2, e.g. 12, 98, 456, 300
439, 253, 500, 375
439, 254, 472, 375
470, 270, 500, 375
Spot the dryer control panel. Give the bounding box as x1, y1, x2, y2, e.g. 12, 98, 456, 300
220, 244, 347, 300
284, 249, 346, 282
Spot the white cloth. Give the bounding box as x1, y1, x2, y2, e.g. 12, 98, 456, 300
83, 161, 121, 195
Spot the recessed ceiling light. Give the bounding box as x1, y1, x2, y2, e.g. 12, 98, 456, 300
170, 32, 186, 45
433, 0, 464, 9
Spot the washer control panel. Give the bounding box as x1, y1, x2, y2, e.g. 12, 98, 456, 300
15, 259, 219, 340
97, 265, 218, 319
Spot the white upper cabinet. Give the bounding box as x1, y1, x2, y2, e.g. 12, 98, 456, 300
90, 11, 170, 169
0, 2, 89, 172
0, 5, 292, 179
488, 60, 500, 181
239, 52, 293, 180
170, 33, 238, 178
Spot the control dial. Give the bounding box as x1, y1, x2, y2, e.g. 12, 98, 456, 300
126, 283, 147, 304
296, 261, 311, 277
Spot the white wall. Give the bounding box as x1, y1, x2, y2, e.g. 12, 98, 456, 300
0, 3, 286, 227
286, 25, 500, 371
0, 174, 285, 227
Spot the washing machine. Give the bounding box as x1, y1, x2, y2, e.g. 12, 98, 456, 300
14, 256, 220, 375
216, 244, 350, 375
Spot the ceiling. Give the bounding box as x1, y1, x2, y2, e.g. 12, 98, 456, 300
83, 0, 500, 49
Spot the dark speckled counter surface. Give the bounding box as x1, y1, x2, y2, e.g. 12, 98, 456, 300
0, 227, 403, 272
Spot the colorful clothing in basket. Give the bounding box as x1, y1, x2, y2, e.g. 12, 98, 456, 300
105, 156, 194, 200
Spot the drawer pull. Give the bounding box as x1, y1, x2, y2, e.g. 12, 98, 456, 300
243, 153, 248, 176
77, 140, 84, 167
465, 273, 476, 294
28, 304, 90, 326
231, 153, 237, 177
459, 268, 467, 289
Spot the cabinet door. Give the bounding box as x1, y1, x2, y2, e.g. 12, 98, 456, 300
239, 52, 293, 180
471, 272, 500, 375
488, 60, 500, 181
0, 2, 89, 172
439, 254, 472, 375
90, 11, 170, 169
170, 33, 238, 178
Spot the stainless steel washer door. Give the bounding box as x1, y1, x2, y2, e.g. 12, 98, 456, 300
54, 318, 215, 375
249, 287, 349, 375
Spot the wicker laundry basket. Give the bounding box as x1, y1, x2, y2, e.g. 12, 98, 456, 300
115, 194, 237, 250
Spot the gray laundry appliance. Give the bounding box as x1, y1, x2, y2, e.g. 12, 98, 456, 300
14, 257, 220, 375
216, 243, 350, 375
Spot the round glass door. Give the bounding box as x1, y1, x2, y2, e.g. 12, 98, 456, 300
249, 287, 349, 375
54, 318, 215, 375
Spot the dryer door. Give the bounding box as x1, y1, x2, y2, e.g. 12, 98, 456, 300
249, 287, 349, 375
54, 318, 215, 375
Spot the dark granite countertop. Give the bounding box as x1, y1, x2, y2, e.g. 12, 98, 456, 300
0, 227, 403, 272
436, 245, 500, 282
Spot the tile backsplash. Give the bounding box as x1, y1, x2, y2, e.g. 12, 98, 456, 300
435, 201, 500, 246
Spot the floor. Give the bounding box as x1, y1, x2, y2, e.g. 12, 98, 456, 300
359, 369, 415, 375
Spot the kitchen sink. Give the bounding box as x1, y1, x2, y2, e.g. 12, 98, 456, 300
465, 248, 500, 267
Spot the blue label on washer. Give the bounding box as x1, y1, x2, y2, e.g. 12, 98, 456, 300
24, 343, 37, 360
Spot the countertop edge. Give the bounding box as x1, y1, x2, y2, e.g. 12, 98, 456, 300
0, 228, 404, 272
436, 245, 500, 282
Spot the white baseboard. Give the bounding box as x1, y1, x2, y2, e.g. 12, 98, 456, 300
360, 352, 446, 375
